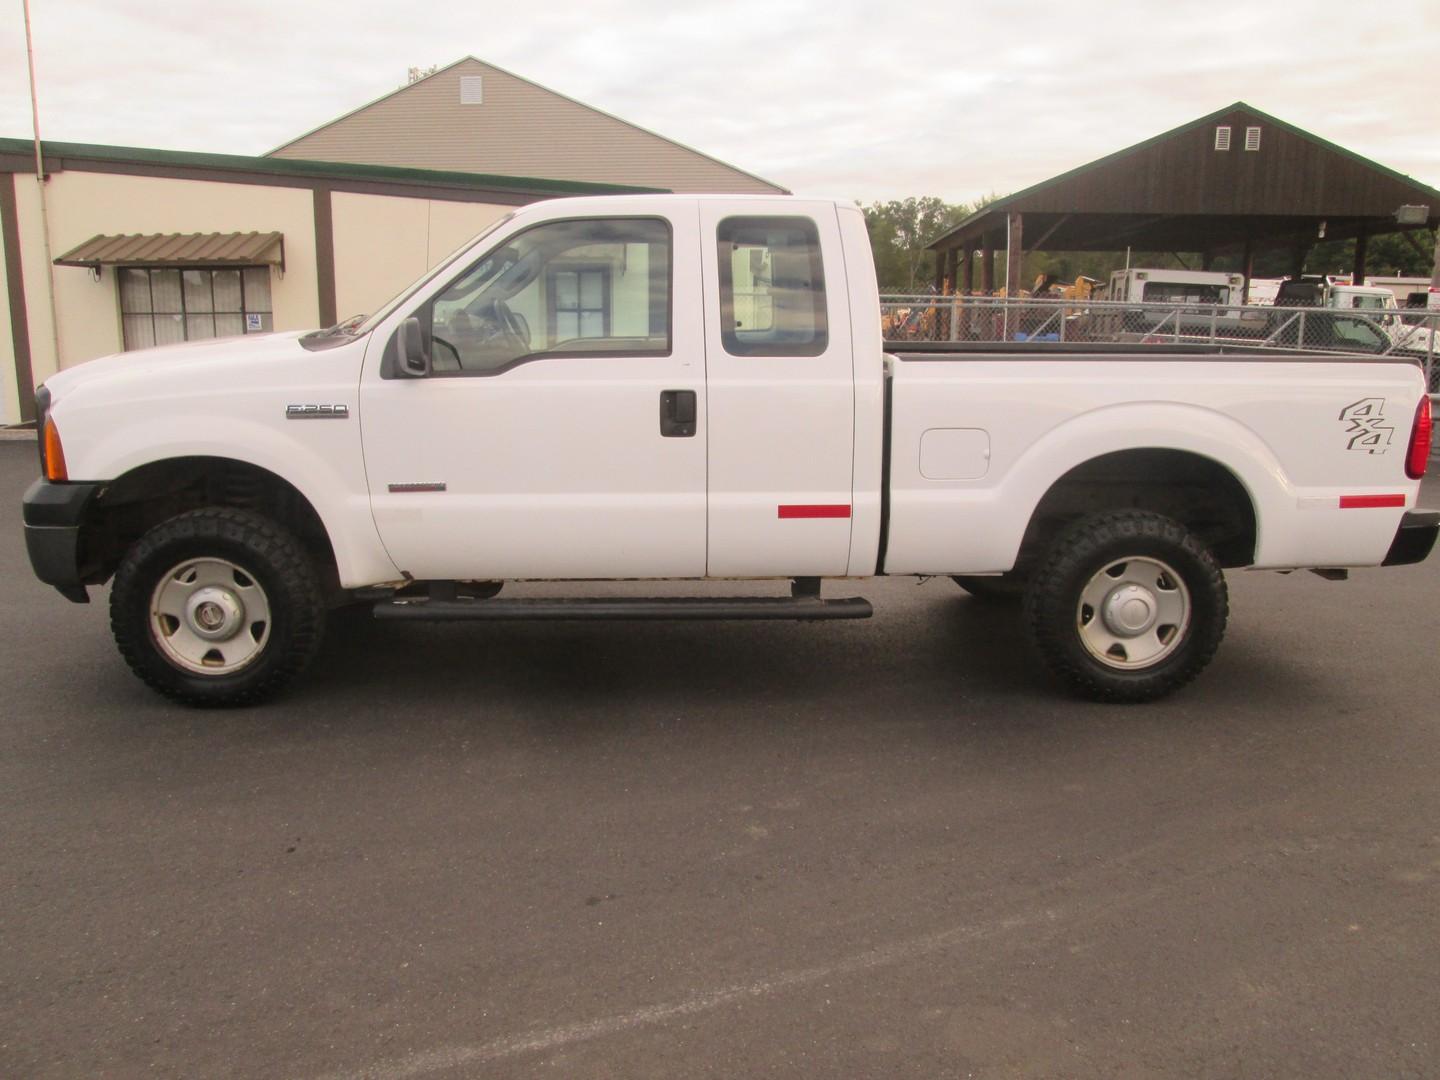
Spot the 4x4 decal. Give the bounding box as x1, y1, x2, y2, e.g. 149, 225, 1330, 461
1339, 398, 1393, 454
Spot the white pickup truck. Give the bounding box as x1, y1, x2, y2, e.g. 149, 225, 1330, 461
21, 196, 1438, 707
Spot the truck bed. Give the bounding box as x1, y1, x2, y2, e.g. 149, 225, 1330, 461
880, 346, 1427, 576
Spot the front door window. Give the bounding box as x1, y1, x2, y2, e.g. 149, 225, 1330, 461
422, 217, 671, 375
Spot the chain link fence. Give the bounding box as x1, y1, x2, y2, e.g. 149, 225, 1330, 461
880, 295, 1440, 393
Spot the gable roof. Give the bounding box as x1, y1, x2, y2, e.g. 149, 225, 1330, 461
269, 56, 788, 196
930, 101, 1440, 251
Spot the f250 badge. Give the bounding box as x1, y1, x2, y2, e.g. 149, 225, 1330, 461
1339, 397, 1393, 454
286, 404, 350, 420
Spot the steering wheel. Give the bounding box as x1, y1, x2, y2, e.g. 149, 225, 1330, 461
495, 301, 531, 351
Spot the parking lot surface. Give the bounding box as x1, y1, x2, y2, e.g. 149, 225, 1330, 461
3, 439, 1439, 1078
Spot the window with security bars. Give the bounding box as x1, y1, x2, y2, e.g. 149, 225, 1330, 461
118, 267, 273, 351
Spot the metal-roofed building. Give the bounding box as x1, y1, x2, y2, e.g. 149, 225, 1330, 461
928, 103, 1440, 297
0, 138, 655, 424
269, 57, 788, 196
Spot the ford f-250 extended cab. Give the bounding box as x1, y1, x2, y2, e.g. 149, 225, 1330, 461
21, 196, 1438, 706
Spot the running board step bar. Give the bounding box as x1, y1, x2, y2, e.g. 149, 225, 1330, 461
372, 596, 873, 622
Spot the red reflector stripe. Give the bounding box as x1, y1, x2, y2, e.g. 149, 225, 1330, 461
778, 504, 851, 519
1338, 494, 1406, 509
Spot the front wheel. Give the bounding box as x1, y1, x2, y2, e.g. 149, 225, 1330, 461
109, 508, 325, 706
1023, 511, 1228, 703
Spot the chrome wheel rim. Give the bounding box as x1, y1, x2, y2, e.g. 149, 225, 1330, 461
1076, 556, 1190, 670
149, 558, 272, 675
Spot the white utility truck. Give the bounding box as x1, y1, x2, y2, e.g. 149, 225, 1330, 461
1276, 278, 1438, 358
1100, 268, 1246, 307
1365, 276, 1440, 312
22, 197, 1437, 706
1097, 268, 1248, 334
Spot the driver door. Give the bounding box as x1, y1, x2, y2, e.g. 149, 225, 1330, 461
358, 206, 707, 580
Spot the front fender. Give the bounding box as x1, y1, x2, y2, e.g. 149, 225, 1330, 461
61, 413, 399, 588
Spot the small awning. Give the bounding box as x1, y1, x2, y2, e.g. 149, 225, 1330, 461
54, 231, 284, 271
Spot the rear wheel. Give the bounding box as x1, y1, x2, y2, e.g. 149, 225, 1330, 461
1023, 511, 1227, 703
110, 508, 324, 706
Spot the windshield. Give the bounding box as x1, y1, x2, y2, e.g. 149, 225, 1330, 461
352, 212, 516, 335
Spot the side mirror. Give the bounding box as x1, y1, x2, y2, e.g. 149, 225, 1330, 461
396, 317, 431, 378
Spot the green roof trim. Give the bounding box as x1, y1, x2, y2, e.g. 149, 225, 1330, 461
0, 137, 666, 197
929, 101, 1440, 249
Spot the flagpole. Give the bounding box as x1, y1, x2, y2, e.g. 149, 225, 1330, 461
22, 0, 63, 394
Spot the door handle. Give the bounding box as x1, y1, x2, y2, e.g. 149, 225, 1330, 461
660, 390, 697, 438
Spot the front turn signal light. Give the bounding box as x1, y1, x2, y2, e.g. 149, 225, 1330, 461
43, 416, 68, 482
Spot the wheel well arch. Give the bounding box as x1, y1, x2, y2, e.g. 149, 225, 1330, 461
1016, 449, 1257, 570
80, 456, 340, 594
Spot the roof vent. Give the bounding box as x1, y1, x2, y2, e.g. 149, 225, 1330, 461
1245, 126, 1261, 151
460, 76, 483, 105
1214, 126, 1231, 151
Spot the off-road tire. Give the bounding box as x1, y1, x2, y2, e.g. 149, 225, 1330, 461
1023, 511, 1228, 703
110, 508, 324, 707
952, 573, 1027, 603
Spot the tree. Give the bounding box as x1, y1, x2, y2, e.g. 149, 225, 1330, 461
406, 65, 438, 85
862, 197, 972, 293
1303, 229, 1437, 279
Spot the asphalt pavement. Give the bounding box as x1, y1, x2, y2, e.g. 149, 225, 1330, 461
2, 439, 1438, 1079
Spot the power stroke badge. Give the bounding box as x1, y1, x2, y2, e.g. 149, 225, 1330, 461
1339, 397, 1393, 454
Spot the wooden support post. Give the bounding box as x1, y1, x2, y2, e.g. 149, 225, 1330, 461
933, 247, 946, 294
940, 249, 955, 338
1241, 235, 1254, 304
960, 244, 973, 295
1005, 212, 1024, 297
1290, 238, 1309, 279
1352, 226, 1369, 285
981, 237, 995, 294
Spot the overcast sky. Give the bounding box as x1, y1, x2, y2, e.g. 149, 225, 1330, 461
2, 0, 1437, 205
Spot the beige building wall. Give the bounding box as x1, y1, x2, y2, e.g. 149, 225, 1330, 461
15, 172, 319, 383
425, 199, 513, 266
273, 58, 786, 196
331, 192, 509, 320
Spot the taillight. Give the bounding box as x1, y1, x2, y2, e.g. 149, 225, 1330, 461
1406, 394, 1432, 480
42, 416, 68, 482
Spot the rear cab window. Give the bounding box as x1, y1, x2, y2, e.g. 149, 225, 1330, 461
716, 216, 827, 357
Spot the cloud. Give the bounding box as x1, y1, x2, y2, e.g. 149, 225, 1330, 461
1, 0, 1436, 202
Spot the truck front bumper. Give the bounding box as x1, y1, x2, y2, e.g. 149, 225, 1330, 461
1382, 510, 1440, 567
22, 479, 102, 603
